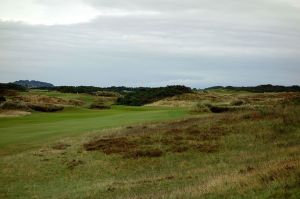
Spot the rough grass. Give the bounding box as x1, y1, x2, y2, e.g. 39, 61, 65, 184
22, 90, 116, 107
83, 116, 228, 158
148, 91, 300, 108
0, 91, 299, 198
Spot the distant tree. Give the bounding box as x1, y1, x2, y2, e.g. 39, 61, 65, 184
0, 83, 27, 96
205, 84, 300, 93
0, 96, 6, 103
117, 85, 192, 106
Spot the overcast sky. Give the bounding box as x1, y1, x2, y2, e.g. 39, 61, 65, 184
0, 0, 300, 88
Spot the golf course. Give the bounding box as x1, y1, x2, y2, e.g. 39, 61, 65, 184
0, 86, 300, 198
0, 105, 188, 155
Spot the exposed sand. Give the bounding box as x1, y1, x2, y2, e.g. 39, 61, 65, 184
0, 110, 31, 117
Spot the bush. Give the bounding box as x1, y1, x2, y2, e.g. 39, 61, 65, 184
192, 102, 238, 113
192, 102, 211, 113
90, 99, 111, 109
0, 96, 6, 103
1, 100, 63, 112
68, 99, 85, 106
0, 83, 27, 92
94, 91, 122, 98
209, 105, 230, 113
0, 101, 30, 111
27, 103, 64, 112
118, 85, 192, 106
230, 99, 245, 106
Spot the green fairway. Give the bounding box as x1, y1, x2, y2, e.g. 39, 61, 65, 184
0, 106, 188, 155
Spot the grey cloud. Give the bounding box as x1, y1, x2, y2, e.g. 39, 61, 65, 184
0, 0, 300, 87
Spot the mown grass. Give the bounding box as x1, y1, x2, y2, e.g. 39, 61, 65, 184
0, 106, 188, 155
1, 96, 299, 198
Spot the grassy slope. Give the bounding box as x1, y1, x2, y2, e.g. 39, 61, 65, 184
0, 90, 299, 198
0, 104, 299, 199
0, 106, 188, 155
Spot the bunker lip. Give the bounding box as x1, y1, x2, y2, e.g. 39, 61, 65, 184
0, 110, 31, 117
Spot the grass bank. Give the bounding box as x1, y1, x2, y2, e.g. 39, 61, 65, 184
0, 106, 188, 155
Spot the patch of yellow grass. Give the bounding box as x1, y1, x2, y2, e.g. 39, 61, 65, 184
0, 110, 31, 117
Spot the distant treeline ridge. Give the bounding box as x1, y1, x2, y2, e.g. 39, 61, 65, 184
205, 84, 300, 92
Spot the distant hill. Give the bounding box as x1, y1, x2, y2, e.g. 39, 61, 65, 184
13, 80, 54, 88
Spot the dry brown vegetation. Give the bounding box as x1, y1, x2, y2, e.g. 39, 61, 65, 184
83, 114, 241, 158
0, 93, 88, 113
84, 92, 300, 160
1, 90, 300, 198
78, 93, 300, 198
90, 98, 112, 109
12, 95, 84, 106
147, 91, 300, 108
0, 100, 64, 112
0, 110, 31, 117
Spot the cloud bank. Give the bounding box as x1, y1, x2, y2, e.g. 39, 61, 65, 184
0, 0, 299, 87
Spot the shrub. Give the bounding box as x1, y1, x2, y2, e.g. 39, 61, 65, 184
209, 105, 230, 113
68, 99, 85, 106
94, 91, 122, 98
27, 103, 64, 112
192, 102, 211, 113
118, 85, 192, 106
0, 83, 27, 92
0, 101, 30, 111
90, 99, 111, 109
0, 96, 6, 103
230, 99, 245, 106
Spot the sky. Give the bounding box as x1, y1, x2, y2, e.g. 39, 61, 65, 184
0, 0, 300, 88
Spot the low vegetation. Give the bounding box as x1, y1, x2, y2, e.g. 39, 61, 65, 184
90, 98, 112, 109
1, 101, 31, 111
206, 84, 300, 92
0, 83, 27, 92
117, 85, 192, 106
0, 95, 6, 103
27, 103, 64, 112
13, 80, 54, 88
0, 85, 299, 198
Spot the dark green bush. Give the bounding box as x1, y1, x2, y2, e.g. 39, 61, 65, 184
0, 96, 6, 103
118, 86, 192, 106
209, 105, 230, 113
0, 83, 27, 92
205, 84, 300, 93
